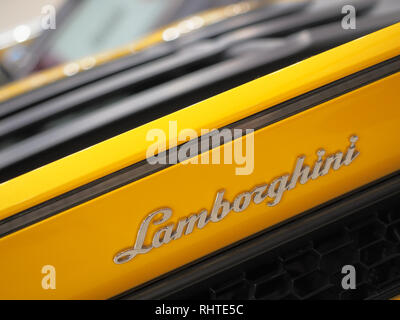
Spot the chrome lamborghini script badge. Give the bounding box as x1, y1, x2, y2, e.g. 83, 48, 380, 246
114, 135, 360, 264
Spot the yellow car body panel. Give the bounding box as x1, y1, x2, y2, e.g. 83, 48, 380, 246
0, 23, 399, 299
1, 22, 399, 220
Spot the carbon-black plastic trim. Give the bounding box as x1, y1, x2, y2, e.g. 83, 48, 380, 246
115, 170, 400, 300
0, 55, 399, 241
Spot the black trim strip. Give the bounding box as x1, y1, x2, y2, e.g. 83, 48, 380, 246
368, 282, 400, 300
0, 55, 399, 239
114, 170, 400, 300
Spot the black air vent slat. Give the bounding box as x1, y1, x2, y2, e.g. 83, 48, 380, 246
0, 44, 174, 120
0, 42, 226, 140
0, 0, 309, 119
115, 173, 400, 300
2, 8, 400, 182
160, 191, 400, 300
1, 0, 400, 182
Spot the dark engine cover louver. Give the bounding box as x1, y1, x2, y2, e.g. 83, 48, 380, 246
165, 194, 400, 300
1, 0, 400, 182
118, 173, 400, 300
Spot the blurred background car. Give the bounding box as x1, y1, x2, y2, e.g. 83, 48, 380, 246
0, 0, 248, 84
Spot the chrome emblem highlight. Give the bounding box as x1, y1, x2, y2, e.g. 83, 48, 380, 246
114, 135, 359, 264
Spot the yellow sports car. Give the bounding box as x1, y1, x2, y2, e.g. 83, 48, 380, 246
0, 0, 399, 301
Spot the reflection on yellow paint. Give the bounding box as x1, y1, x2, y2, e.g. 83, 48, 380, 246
0, 23, 399, 299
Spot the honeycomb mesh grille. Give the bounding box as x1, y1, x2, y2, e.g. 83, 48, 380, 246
164, 194, 400, 300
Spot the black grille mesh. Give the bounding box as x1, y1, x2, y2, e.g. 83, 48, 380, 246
164, 194, 400, 300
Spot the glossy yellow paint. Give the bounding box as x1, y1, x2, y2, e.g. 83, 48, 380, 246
1, 22, 399, 221
0, 24, 399, 299
0, 70, 399, 300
